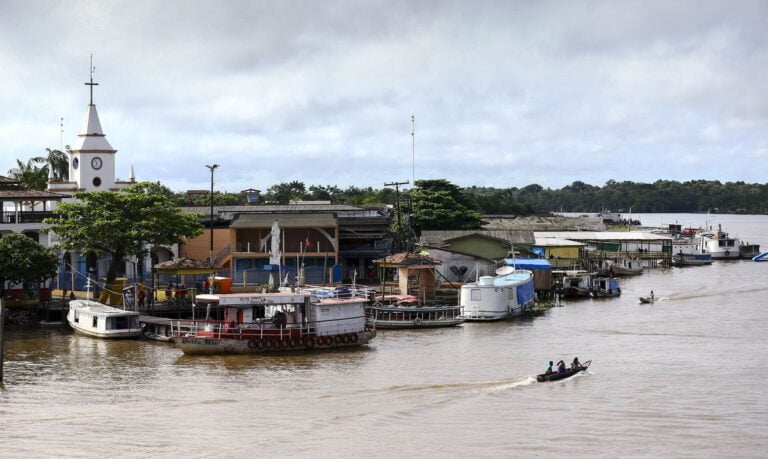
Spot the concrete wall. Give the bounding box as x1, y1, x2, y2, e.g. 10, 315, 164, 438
181, 229, 230, 261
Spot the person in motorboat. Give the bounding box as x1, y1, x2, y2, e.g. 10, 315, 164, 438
556, 360, 567, 373
545, 361, 554, 375
650, 290, 654, 299
571, 357, 581, 370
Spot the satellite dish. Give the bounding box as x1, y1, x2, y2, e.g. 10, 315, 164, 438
495, 266, 515, 276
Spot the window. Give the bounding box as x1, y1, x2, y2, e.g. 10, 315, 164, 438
74, 311, 79, 323
93, 177, 102, 187
92, 316, 98, 328
471, 289, 481, 301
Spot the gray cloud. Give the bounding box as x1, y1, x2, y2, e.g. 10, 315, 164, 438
1, 0, 767, 192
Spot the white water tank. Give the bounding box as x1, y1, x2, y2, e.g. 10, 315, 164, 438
479, 276, 495, 286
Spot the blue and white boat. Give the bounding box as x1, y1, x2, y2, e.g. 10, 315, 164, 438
460, 267, 535, 321
753, 252, 768, 262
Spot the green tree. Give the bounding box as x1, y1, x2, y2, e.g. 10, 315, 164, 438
8, 158, 47, 190
264, 181, 308, 204
410, 179, 485, 230
0, 233, 58, 297
45, 182, 204, 286
41, 148, 69, 181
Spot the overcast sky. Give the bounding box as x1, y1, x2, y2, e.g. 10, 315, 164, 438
1, 0, 766, 192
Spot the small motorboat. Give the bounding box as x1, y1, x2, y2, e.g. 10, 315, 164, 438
639, 296, 656, 304
537, 360, 591, 382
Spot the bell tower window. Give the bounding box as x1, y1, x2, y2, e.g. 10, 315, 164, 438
93, 177, 102, 187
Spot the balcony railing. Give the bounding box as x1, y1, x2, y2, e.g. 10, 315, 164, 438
1, 211, 56, 224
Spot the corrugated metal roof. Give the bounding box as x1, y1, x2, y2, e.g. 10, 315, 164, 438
534, 231, 673, 241
420, 230, 535, 246
231, 213, 337, 228
534, 237, 586, 247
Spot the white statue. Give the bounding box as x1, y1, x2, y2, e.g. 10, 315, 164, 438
269, 220, 281, 286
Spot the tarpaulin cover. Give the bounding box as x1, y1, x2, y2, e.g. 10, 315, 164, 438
504, 258, 552, 270
516, 280, 535, 305
609, 279, 620, 290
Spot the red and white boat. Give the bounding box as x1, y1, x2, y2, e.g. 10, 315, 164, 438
172, 292, 375, 355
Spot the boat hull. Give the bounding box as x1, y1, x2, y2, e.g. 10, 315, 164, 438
176, 330, 376, 355
610, 267, 643, 276
537, 361, 590, 382
462, 305, 532, 321
68, 320, 141, 339
368, 318, 464, 329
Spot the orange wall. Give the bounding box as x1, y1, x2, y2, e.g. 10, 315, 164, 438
181, 229, 230, 261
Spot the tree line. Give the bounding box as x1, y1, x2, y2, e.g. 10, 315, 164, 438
9, 152, 768, 222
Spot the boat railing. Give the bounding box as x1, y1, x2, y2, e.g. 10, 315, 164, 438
170, 314, 367, 339
367, 305, 463, 322
298, 284, 374, 301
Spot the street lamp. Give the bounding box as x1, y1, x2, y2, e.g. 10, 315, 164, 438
205, 164, 219, 264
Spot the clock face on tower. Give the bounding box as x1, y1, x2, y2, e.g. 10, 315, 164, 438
91, 157, 103, 170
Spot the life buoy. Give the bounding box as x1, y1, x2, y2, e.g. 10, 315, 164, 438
256, 339, 265, 349
341, 334, 350, 344
264, 339, 274, 349
247, 340, 257, 350
334, 335, 342, 344
725, 250, 731, 256
413, 317, 423, 326
325, 336, 333, 345
282, 339, 291, 349
289, 339, 297, 348
351, 333, 358, 343
307, 337, 316, 348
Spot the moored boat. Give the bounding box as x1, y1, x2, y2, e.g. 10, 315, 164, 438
671, 253, 713, 266
366, 304, 463, 329
752, 252, 768, 262
590, 277, 621, 297
460, 267, 535, 321
698, 225, 740, 259
172, 292, 375, 354
537, 360, 591, 382
562, 272, 591, 298
610, 258, 643, 276
67, 299, 141, 339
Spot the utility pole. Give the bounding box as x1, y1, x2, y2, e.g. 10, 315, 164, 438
385, 180, 409, 251
205, 164, 219, 263
411, 115, 415, 187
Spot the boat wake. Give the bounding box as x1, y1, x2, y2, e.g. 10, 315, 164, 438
666, 286, 768, 301
387, 376, 537, 394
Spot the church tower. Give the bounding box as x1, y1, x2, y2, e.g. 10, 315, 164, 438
49, 58, 135, 194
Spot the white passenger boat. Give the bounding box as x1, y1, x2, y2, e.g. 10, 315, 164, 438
173, 292, 375, 355
610, 258, 644, 276
698, 226, 740, 259
67, 299, 141, 339
460, 267, 535, 321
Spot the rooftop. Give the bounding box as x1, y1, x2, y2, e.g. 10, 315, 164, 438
534, 231, 673, 242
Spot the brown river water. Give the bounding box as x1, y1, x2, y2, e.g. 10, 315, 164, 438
1, 213, 767, 457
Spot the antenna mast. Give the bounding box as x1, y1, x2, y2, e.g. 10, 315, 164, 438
85, 54, 99, 106
411, 115, 415, 186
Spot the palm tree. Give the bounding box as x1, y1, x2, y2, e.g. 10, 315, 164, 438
8, 158, 47, 190
42, 148, 69, 181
